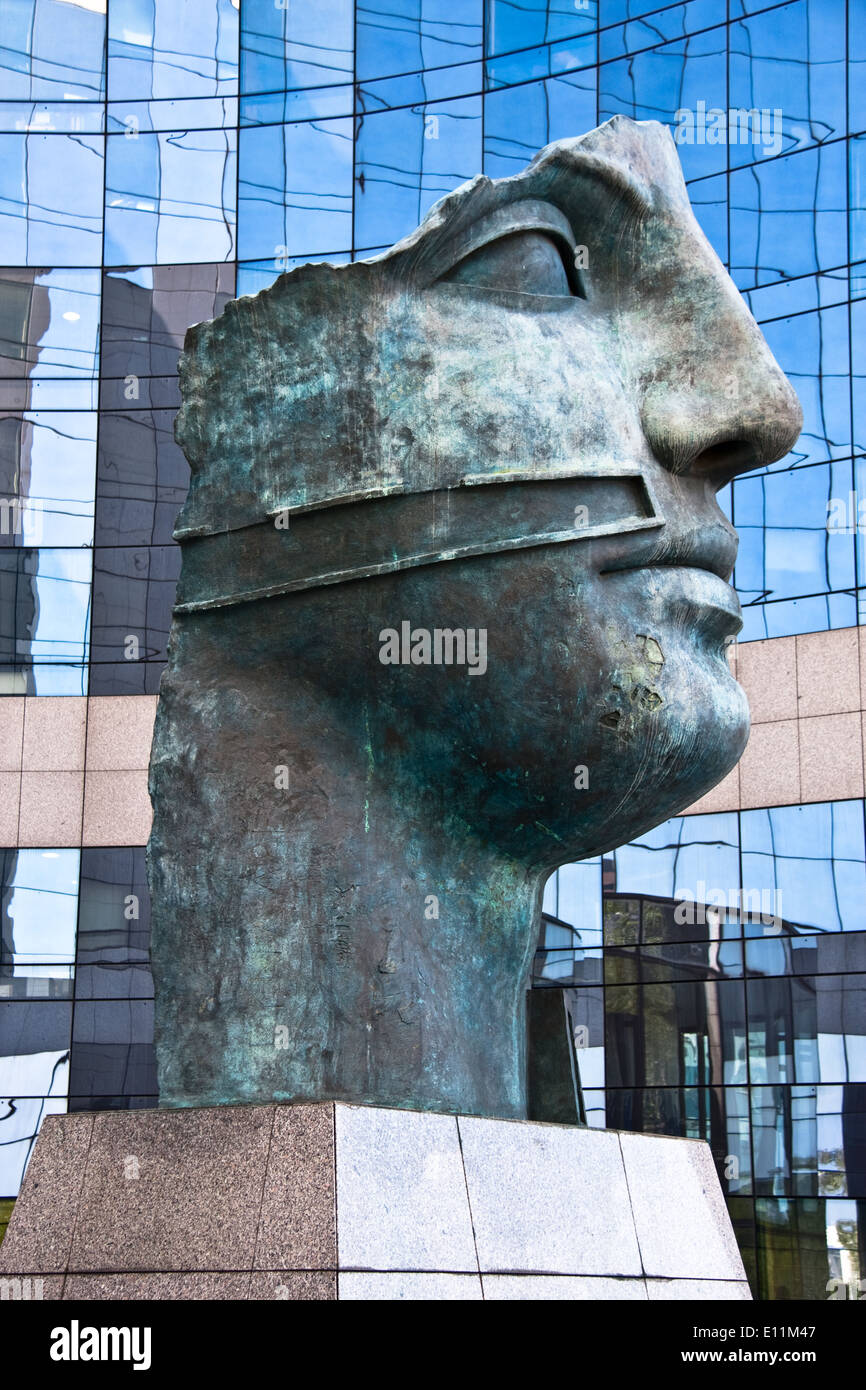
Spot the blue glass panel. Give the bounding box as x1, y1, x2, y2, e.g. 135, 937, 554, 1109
0, 133, 103, 267
600, 25, 727, 181
240, 86, 353, 126
483, 70, 597, 177
600, 1, 724, 62
108, 0, 238, 102
609, 812, 741, 921
555, 858, 603, 949
738, 591, 858, 641
741, 803, 866, 936
0, 102, 104, 134
238, 118, 352, 263
354, 96, 482, 251
0, 267, 101, 415
0, 0, 105, 101
241, 0, 353, 94
601, 0, 699, 21
744, 269, 849, 324
105, 129, 237, 266
107, 96, 239, 135
486, 31, 596, 88
487, 0, 597, 57
0, 547, 91, 693
851, 137, 866, 271
854, 455, 866, 592
0, 848, 80, 970
730, 142, 847, 292
758, 305, 852, 466
851, 0, 866, 135
734, 460, 856, 605
360, 60, 482, 110
854, 300, 866, 461
729, 0, 846, 167
0, 411, 96, 547
357, 0, 482, 82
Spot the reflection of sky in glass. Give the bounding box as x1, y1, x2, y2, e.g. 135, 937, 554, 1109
730, 143, 847, 290
357, 0, 481, 81
609, 812, 740, 905
735, 461, 855, 614
0, 1049, 68, 1096
741, 802, 866, 933
22, 412, 96, 546
354, 96, 482, 250
105, 129, 236, 265
31, 549, 92, 694
0, 132, 104, 266
728, 1, 846, 167
239, 118, 353, 261
20, 269, 101, 389
242, 0, 353, 92
548, 801, 866, 939
552, 859, 601, 948
3, 849, 80, 966
108, 0, 238, 100
483, 70, 596, 178
1, 0, 106, 101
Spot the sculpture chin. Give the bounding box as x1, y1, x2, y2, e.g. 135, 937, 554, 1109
442, 592, 747, 870
558, 632, 749, 867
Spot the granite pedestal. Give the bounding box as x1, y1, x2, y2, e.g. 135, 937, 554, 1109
0, 1103, 750, 1300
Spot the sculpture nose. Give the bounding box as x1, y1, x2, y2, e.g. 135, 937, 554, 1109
637, 240, 803, 489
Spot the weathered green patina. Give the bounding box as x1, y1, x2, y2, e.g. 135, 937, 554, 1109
148, 117, 801, 1117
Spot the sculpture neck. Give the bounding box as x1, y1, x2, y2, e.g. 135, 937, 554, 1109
150, 655, 543, 1120
291, 780, 542, 1118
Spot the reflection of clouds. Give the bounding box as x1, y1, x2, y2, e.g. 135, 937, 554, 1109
5, 849, 80, 965
0, 1049, 69, 1097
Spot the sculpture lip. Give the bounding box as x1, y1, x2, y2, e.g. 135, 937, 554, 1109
602, 520, 738, 583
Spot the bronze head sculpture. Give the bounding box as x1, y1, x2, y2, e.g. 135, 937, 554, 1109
148, 116, 802, 1118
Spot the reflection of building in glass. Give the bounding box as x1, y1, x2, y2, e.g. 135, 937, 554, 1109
0, 0, 864, 1301
538, 803, 866, 1298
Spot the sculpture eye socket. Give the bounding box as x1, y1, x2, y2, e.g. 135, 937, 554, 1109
443, 230, 583, 298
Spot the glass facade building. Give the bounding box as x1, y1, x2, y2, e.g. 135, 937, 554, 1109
0, 0, 864, 1299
